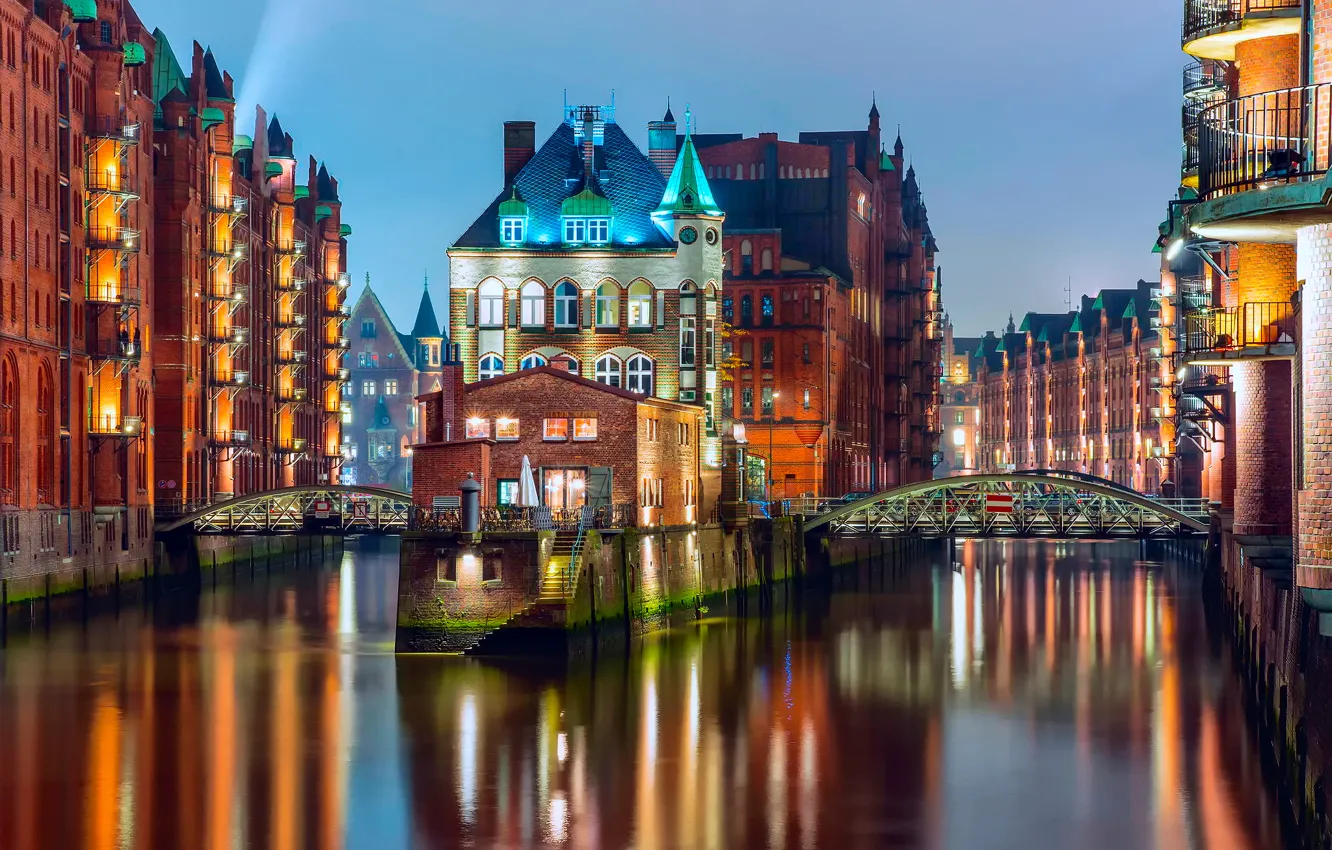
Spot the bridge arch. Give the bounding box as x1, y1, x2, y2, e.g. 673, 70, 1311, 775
802, 473, 1208, 539
157, 485, 414, 534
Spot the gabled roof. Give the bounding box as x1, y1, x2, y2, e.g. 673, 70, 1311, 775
350, 283, 419, 367
454, 122, 673, 250
952, 336, 982, 357
368, 396, 394, 431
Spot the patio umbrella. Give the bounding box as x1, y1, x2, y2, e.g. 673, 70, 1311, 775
518, 455, 541, 507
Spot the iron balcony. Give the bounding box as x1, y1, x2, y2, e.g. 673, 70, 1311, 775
86, 226, 140, 253
1181, 301, 1297, 359
1199, 83, 1332, 198
1183, 0, 1300, 47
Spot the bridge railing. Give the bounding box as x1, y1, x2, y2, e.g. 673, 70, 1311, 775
408, 504, 636, 533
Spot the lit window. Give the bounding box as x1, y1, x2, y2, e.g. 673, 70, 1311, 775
680, 317, 696, 366
341, 403, 352, 424
573, 418, 598, 441
803, 388, 810, 410
626, 355, 654, 395
478, 354, 503, 380
742, 387, 753, 413
761, 294, 774, 325
465, 418, 489, 439
953, 428, 966, 447
478, 280, 504, 327
544, 418, 569, 441
595, 355, 622, 387
361, 380, 375, 396
555, 281, 579, 327
596, 282, 620, 328
564, 217, 587, 244
520, 281, 545, 327
384, 379, 398, 396
520, 353, 548, 370
496, 418, 519, 441
721, 386, 733, 413
628, 281, 653, 328
500, 216, 526, 244
761, 386, 774, 415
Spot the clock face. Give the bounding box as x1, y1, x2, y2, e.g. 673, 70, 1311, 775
679, 226, 698, 245
705, 227, 719, 245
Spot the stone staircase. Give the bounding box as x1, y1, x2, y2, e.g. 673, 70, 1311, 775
466, 529, 584, 655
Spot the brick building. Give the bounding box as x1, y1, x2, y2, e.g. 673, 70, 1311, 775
151, 36, 349, 507
976, 282, 1167, 494
0, 0, 348, 586
413, 366, 706, 527
448, 99, 725, 507
341, 278, 446, 490
689, 104, 943, 498
936, 315, 981, 477
0, 0, 158, 580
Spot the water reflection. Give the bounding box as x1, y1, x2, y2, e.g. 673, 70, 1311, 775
0, 538, 1289, 849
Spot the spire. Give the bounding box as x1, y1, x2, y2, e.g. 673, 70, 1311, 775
1006, 313, 1016, 335
267, 114, 292, 159
869, 94, 880, 121
893, 125, 904, 158
202, 48, 232, 102
654, 109, 721, 221
411, 282, 442, 339
364, 271, 371, 291
664, 97, 675, 123
316, 163, 338, 202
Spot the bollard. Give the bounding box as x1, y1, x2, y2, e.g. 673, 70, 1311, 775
460, 473, 482, 533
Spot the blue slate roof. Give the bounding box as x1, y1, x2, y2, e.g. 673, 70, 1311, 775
454, 122, 674, 250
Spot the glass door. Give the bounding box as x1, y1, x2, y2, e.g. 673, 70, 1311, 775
542, 468, 588, 510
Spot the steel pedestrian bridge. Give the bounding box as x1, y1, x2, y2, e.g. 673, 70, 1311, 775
157, 485, 414, 534
799, 473, 1209, 539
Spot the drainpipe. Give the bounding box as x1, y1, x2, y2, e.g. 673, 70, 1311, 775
21, 16, 31, 344
1303, 0, 1313, 88
60, 28, 74, 555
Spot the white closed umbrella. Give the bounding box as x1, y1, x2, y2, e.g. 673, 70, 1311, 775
518, 455, 541, 507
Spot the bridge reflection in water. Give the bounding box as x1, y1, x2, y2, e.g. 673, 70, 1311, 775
0, 538, 1289, 849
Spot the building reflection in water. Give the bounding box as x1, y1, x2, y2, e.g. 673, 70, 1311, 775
0, 537, 1291, 849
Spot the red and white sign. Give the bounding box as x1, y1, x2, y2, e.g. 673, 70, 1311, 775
985, 494, 1015, 514
314, 499, 331, 519
353, 501, 369, 519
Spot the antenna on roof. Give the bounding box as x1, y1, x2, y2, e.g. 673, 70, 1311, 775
424, 269, 429, 290
1064, 277, 1072, 311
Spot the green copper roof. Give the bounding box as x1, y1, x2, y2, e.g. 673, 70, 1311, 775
498, 188, 528, 217
123, 42, 147, 67
1091, 293, 1104, 309
201, 107, 225, 131
65, 0, 97, 22
263, 161, 284, 182
315, 205, 333, 222
151, 29, 187, 126
1123, 299, 1137, 319
561, 186, 612, 217
294, 186, 310, 200
879, 150, 896, 172
1070, 314, 1084, 333
233, 134, 253, 154
340, 224, 353, 238
655, 131, 721, 218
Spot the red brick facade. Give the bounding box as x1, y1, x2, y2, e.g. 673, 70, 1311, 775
414, 367, 708, 527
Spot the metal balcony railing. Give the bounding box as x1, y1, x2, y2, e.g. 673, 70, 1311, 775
86, 226, 140, 252
1183, 0, 1300, 45
1182, 301, 1296, 352
86, 118, 141, 144
208, 326, 248, 346
274, 239, 306, 256
1183, 60, 1228, 99
88, 413, 142, 437
212, 370, 250, 388
85, 283, 140, 305
325, 366, 350, 381
210, 429, 250, 447
1200, 83, 1332, 198
276, 314, 307, 329
210, 285, 248, 304
85, 170, 137, 196
278, 387, 308, 403
336, 273, 351, 288
275, 438, 308, 454
276, 349, 308, 364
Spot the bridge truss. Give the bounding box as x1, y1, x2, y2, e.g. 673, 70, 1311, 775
802, 474, 1209, 539
157, 485, 414, 534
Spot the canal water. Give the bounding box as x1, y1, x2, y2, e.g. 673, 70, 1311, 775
0, 537, 1291, 849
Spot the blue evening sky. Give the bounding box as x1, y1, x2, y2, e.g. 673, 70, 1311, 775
135, 0, 1181, 338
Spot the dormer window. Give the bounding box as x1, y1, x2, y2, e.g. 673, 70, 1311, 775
501, 216, 526, 244
563, 217, 610, 245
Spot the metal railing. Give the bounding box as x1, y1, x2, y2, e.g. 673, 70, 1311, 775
408, 503, 635, 533
1183, 301, 1296, 352
210, 429, 250, 447
1199, 83, 1332, 198
86, 226, 140, 252
85, 170, 136, 195
86, 118, 142, 144
275, 438, 308, 454
1184, 60, 1228, 98
1184, 0, 1300, 44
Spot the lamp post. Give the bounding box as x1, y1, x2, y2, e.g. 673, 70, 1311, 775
768, 391, 780, 501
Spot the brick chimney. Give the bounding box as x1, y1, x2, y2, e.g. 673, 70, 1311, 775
438, 344, 467, 442
581, 107, 596, 184
503, 121, 536, 186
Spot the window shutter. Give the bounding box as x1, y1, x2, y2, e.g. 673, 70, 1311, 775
656, 291, 666, 329
582, 292, 593, 329
588, 467, 612, 505
465, 292, 476, 327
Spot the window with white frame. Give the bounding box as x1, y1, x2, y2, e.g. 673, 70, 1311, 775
478, 354, 504, 380
543, 418, 569, 441
595, 282, 619, 328
573, 418, 597, 440
679, 281, 697, 315
555, 281, 579, 327
680, 317, 696, 366
626, 354, 654, 396
478, 280, 504, 327
520, 281, 545, 327
595, 355, 621, 388
500, 216, 526, 244
384, 379, 398, 396
627, 281, 653, 327
520, 353, 548, 370
563, 217, 587, 244
586, 217, 609, 244
361, 380, 375, 396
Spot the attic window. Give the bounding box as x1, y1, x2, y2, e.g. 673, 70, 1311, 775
500, 216, 526, 244
564, 217, 610, 245
681, 191, 695, 208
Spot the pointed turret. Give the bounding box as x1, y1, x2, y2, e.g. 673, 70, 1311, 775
412, 284, 442, 340
664, 99, 675, 123
267, 114, 293, 159
869, 96, 880, 122
317, 163, 339, 202
654, 115, 721, 223
202, 49, 233, 102
649, 100, 679, 178
894, 129, 904, 158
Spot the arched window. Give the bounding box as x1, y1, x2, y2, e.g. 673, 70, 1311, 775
626, 355, 654, 396
679, 281, 697, 315
554, 281, 579, 328
520, 353, 548, 370
595, 355, 622, 387
779, 166, 786, 178
761, 249, 773, 273
735, 162, 744, 180
740, 240, 753, 275
627, 281, 653, 328
478, 354, 504, 380
36, 364, 51, 505
596, 282, 620, 328
750, 163, 757, 180
520, 281, 545, 328
478, 279, 504, 327
0, 356, 14, 504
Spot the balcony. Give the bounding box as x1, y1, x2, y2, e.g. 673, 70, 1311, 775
1181, 301, 1297, 362
88, 413, 143, 438
274, 239, 306, 257
87, 118, 141, 145
208, 240, 247, 262
336, 272, 351, 288
208, 189, 248, 217
86, 283, 140, 305
278, 387, 308, 403
1183, 0, 1301, 60
85, 170, 138, 198
333, 336, 350, 350
208, 326, 248, 346
325, 365, 349, 381
275, 438, 308, 454
276, 314, 307, 330
210, 429, 250, 447
212, 370, 250, 389
1198, 84, 1332, 201
276, 276, 305, 292
336, 302, 351, 317
89, 337, 142, 364
277, 349, 309, 365
1183, 60, 1228, 99
86, 226, 140, 253
210, 285, 248, 305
